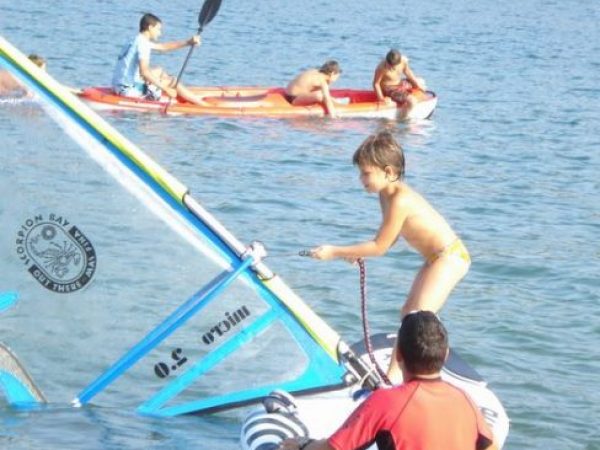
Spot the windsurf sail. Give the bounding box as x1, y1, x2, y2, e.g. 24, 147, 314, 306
0, 35, 377, 416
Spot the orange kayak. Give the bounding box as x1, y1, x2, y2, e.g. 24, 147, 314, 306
78, 86, 437, 120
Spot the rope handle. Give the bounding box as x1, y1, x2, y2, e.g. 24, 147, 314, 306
358, 258, 392, 386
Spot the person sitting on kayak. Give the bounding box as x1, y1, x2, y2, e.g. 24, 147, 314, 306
0, 54, 46, 97
278, 311, 497, 450
112, 13, 206, 105
285, 60, 342, 117
373, 49, 426, 108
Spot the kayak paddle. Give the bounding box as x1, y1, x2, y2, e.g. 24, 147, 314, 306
164, 0, 223, 113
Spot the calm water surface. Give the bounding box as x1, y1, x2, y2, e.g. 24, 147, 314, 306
1, 0, 599, 449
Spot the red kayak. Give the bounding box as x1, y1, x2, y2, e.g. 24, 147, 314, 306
78, 86, 437, 120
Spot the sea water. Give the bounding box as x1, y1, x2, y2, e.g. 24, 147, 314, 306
1, 0, 599, 448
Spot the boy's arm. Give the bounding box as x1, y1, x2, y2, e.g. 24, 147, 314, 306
152, 35, 200, 52
311, 196, 408, 260
319, 80, 338, 118
371, 194, 409, 253
372, 66, 386, 101
403, 61, 425, 90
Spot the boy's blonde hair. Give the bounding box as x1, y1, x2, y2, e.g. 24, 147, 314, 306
353, 131, 405, 180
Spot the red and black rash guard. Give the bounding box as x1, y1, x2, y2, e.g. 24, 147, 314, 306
328, 379, 494, 450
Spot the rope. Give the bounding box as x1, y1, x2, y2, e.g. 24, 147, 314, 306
358, 258, 392, 386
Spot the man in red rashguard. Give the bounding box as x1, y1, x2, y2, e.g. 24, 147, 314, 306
279, 311, 497, 450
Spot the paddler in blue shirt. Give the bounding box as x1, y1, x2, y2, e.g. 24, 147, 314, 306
112, 13, 206, 105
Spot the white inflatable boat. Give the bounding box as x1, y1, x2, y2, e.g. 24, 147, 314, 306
241, 333, 509, 450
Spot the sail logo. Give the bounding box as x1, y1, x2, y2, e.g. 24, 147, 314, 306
15, 213, 97, 293
202, 306, 251, 345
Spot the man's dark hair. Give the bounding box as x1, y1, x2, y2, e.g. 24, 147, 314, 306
140, 13, 161, 32
386, 49, 402, 66
319, 60, 341, 75
397, 311, 448, 374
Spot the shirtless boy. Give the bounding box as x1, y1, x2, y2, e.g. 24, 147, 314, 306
310, 131, 470, 382
373, 49, 426, 107
285, 60, 342, 117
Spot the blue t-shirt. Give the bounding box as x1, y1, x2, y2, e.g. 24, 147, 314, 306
112, 34, 152, 89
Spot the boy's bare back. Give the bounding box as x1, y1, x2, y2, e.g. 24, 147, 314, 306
383, 182, 457, 259
286, 69, 326, 96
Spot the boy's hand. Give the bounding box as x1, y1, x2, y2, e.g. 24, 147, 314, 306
309, 245, 336, 260
189, 35, 201, 46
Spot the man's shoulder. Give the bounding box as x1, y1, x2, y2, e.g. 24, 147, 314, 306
368, 382, 420, 403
